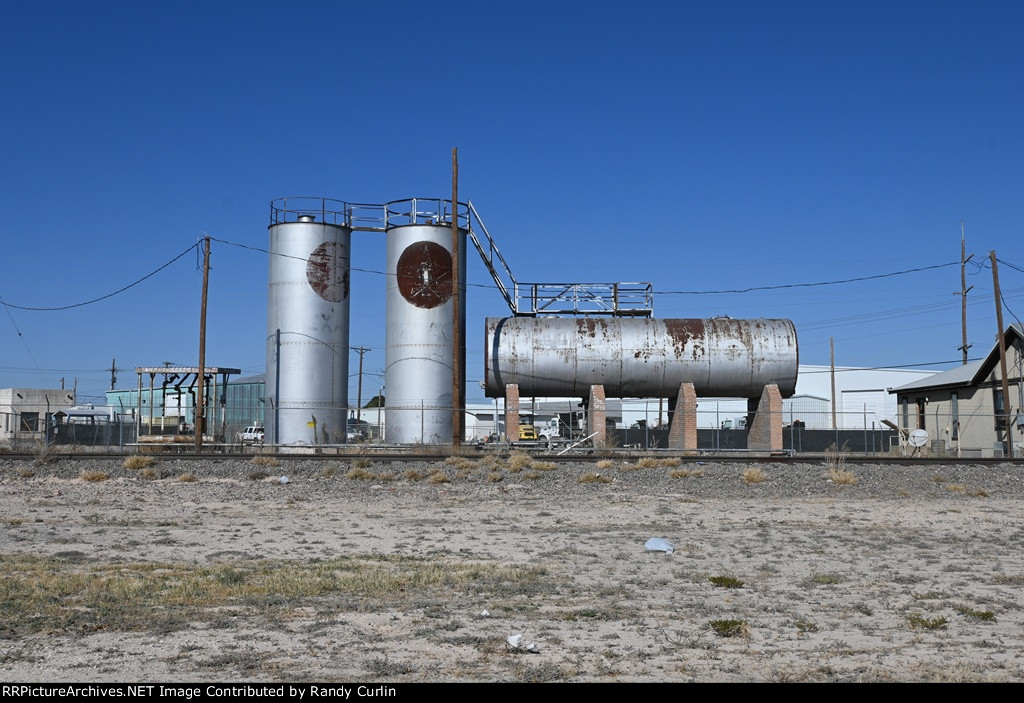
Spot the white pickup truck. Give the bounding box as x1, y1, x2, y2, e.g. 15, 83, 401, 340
238, 426, 265, 444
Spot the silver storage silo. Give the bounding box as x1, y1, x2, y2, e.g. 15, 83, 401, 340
484, 317, 799, 398
267, 198, 351, 444
384, 199, 467, 443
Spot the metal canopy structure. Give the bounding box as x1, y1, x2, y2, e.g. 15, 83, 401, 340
270, 197, 654, 318
135, 366, 241, 441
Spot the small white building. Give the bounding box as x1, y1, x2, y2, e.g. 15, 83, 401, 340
0, 388, 78, 447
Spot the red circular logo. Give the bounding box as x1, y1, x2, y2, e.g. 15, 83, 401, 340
306, 242, 349, 303
396, 241, 453, 309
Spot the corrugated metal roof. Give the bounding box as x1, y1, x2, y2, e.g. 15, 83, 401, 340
890, 359, 985, 393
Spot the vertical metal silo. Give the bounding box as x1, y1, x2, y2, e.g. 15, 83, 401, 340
384, 198, 467, 443
267, 197, 351, 445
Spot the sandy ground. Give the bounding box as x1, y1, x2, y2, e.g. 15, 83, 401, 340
1, 455, 1023, 682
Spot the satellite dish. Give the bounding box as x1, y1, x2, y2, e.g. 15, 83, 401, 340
908, 429, 929, 448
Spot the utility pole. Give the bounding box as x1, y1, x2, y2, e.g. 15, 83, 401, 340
990, 251, 1014, 459
958, 220, 973, 364
195, 236, 210, 453
451, 147, 463, 447
830, 337, 837, 431
352, 346, 370, 422
109, 358, 118, 391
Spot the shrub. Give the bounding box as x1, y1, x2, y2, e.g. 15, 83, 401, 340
828, 467, 858, 485
178, 474, 197, 483
80, 470, 109, 483
123, 455, 155, 470
346, 467, 374, 481
742, 468, 766, 484
709, 619, 749, 638
907, 613, 948, 630
709, 575, 744, 589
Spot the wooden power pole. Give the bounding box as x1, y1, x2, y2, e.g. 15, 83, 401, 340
958, 221, 973, 364
451, 148, 462, 447
990, 251, 1014, 459
195, 236, 210, 453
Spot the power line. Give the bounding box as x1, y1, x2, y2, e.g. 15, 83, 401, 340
657, 261, 960, 295
0, 242, 199, 311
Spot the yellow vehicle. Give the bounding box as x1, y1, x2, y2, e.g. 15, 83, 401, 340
518, 425, 537, 441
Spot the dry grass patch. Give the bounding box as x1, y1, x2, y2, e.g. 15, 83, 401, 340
141, 468, 159, 481
250, 456, 280, 468
445, 456, 478, 470
670, 468, 704, 479
16, 468, 34, 478
507, 453, 532, 473
404, 469, 424, 482
123, 455, 155, 470
487, 472, 504, 483
80, 470, 109, 483
709, 619, 749, 638
827, 467, 859, 485
427, 470, 450, 484
346, 467, 374, 481
709, 575, 745, 589
945, 484, 966, 493
742, 467, 767, 484
578, 472, 612, 484
0, 553, 557, 636
178, 474, 197, 483
907, 613, 949, 630
595, 459, 615, 470
530, 460, 557, 471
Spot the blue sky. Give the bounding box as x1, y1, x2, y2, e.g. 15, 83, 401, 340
1, 0, 1021, 405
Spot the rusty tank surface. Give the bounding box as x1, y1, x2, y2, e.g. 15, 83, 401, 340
484, 317, 798, 398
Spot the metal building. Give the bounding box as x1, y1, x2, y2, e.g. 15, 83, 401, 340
384, 198, 467, 443
266, 198, 351, 444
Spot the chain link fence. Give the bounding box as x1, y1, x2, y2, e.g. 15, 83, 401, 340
4, 402, 1021, 457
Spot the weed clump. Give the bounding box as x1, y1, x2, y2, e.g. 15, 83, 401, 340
178, 474, 197, 483
80, 470, 109, 483
742, 468, 767, 484
251, 456, 280, 468
709, 575, 744, 589
578, 472, 612, 484
956, 605, 996, 622
709, 619, 749, 638
907, 613, 948, 630
346, 467, 374, 481
123, 455, 155, 470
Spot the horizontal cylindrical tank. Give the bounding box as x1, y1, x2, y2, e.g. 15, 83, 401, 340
267, 203, 351, 444
385, 217, 466, 443
484, 317, 798, 398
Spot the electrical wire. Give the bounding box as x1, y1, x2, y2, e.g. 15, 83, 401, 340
657, 261, 960, 295
0, 293, 48, 386
0, 242, 199, 311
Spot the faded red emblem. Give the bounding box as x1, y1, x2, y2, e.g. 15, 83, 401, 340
306, 242, 349, 303
396, 241, 453, 309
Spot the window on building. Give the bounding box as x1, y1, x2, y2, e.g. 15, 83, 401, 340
915, 398, 926, 430
19, 412, 39, 432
